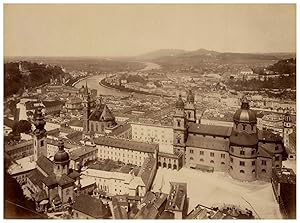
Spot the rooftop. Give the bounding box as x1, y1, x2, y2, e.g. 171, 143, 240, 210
165, 182, 187, 212
94, 136, 158, 153
188, 122, 232, 137
273, 168, 296, 184
8, 156, 36, 175
72, 194, 110, 219
186, 135, 229, 151
69, 146, 98, 161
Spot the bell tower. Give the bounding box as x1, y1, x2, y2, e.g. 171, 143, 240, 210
185, 89, 196, 123
173, 94, 187, 156
33, 108, 47, 161
82, 90, 90, 134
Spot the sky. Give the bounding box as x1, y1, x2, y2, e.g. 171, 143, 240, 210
4, 4, 296, 57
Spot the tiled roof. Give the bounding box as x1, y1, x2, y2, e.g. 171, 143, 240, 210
27, 169, 45, 189
188, 122, 232, 137
43, 174, 57, 187
89, 104, 115, 121
94, 136, 158, 153
36, 156, 54, 176
72, 194, 110, 219
138, 156, 156, 187
258, 130, 282, 142
165, 182, 187, 212
57, 174, 75, 186
69, 146, 97, 161
186, 135, 229, 151
32, 190, 48, 203
68, 169, 80, 179
229, 131, 258, 147
257, 146, 273, 159
108, 123, 131, 137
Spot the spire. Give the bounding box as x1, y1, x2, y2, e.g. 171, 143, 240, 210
176, 94, 185, 108
187, 89, 195, 103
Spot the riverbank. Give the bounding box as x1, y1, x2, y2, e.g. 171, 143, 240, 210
99, 79, 172, 98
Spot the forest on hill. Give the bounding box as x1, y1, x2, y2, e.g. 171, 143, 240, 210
4, 61, 66, 97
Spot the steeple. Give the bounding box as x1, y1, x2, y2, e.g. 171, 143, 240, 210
82, 91, 91, 134
185, 89, 196, 123
33, 107, 47, 161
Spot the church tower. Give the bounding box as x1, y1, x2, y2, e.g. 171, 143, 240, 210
82, 89, 91, 134
53, 140, 70, 177
185, 89, 196, 123
33, 107, 47, 161
283, 110, 293, 149
173, 94, 187, 156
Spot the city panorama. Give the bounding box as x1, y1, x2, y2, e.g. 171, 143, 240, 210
3, 4, 296, 220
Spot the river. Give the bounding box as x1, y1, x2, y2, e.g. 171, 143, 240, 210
74, 61, 161, 97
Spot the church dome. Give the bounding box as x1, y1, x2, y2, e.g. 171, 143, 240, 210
176, 94, 185, 108
233, 97, 257, 123
54, 140, 69, 163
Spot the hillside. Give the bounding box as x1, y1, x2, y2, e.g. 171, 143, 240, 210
137, 49, 187, 60
4, 61, 67, 97
138, 48, 295, 70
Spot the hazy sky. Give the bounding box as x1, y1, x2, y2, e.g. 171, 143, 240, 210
4, 4, 296, 57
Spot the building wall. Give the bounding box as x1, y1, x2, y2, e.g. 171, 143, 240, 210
186, 147, 229, 172
158, 155, 180, 170
97, 145, 151, 167
131, 123, 173, 146
70, 125, 83, 132
257, 157, 273, 181
6, 141, 33, 160
89, 120, 116, 134
61, 185, 74, 203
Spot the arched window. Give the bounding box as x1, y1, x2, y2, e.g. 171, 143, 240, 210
242, 125, 246, 130
200, 159, 204, 162
262, 169, 266, 173
177, 120, 180, 127
240, 170, 245, 173
188, 112, 191, 118
177, 139, 180, 144
252, 169, 255, 174
210, 160, 214, 164
190, 157, 194, 160
221, 162, 225, 165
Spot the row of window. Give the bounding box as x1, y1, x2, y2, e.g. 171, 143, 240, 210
230, 166, 266, 174
189, 150, 226, 158
190, 157, 225, 165
230, 158, 270, 166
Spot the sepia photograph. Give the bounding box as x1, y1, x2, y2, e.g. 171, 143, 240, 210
3, 2, 297, 219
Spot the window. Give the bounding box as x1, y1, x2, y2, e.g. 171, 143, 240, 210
40, 140, 44, 147
231, 147, 234, 153
230, 166, 233, 170
210, 160, 214, 164
251, 150, 255, 155
190, 149, 194, 154
177, 139, 180, 144
262, 169, 266, 173
221, 154, 225, 159
230, 157, 233, 163
221, 162, 225, 165
242, 125, 246, 130
190, 157, 194, 160
240, 170, 245, 173
262, 160, 267, 165
275, 146, 279, 151
252, 169, 255, 174
210, 152, 214, 157
177, 120, 180, 127
240, 161, 245, 166
200, 159, 204, 162
252, 161, 255, 166
275, 156, 280, 161
200, 151, 204, 155
240, 150, 245, 155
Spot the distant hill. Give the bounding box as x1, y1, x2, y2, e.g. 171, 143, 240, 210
137, 48, 295, 69
137, 49, 187, 60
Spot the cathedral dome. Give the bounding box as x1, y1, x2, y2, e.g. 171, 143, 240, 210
54, 140, 69, 163
176, 94, 185, 108
233, 97, 257, 123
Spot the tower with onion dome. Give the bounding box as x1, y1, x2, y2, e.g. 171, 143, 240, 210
185, 89, 196, 123
54, 140, 70, 177
229, 96, 258, 181
173, 94, 187, 155
33, 107, 47, 161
